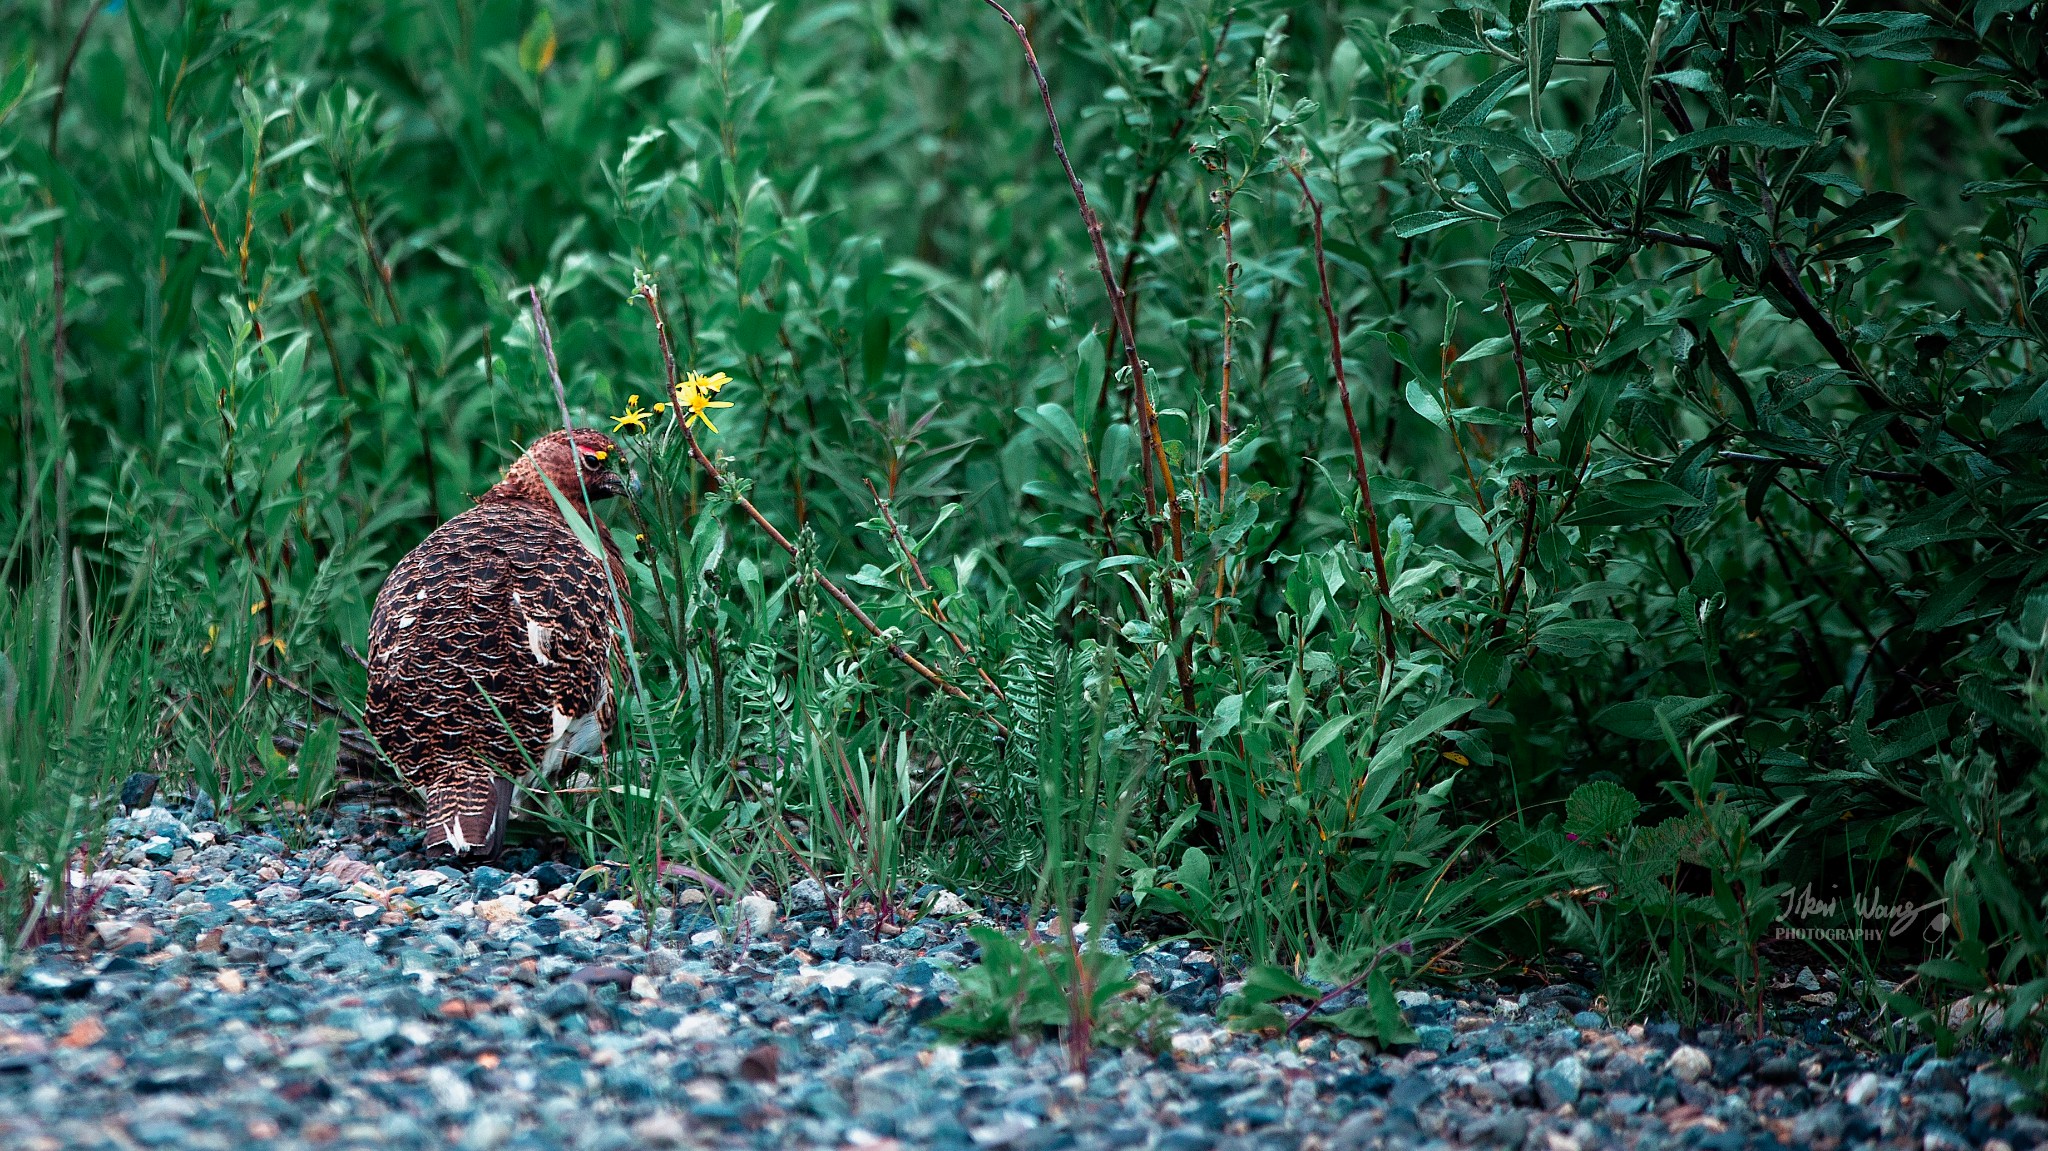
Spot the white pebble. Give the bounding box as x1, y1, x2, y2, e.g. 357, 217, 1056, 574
738, 893, 778, 936
1665, 1044, 1712, 1083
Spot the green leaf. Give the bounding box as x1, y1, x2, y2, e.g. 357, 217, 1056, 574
1602, 479, 1707, 509
1202, 693, 1245, 747
1651, 123, 1816, 165
862, 310, 892, 387
1595, 695, 1723, 740
1564, 780, 1642, 839
1439, 65, 1526, 129
1240, 964, 1322, 1005
1369, 476, 1464, 506
1366, 698, 1480, 777
1299, 713, 1359, 766
1367, 968, 1420, 1044
1405, 376, 1448, 429
1607, 7, 1651, 110
1392, 211, 1468, 238
1391, 23, 1488, 57
1531, 617, 1641, 652
518, 8, 558, 75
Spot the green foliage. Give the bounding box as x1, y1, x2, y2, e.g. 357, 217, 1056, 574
932, 924, 1175, 1053
2, 0, 2046, 1070
0, 551, 160, 967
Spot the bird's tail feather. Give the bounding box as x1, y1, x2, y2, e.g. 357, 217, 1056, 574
424, 773, 513, 860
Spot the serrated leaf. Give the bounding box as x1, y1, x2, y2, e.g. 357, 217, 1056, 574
1564, 780, 1642, 839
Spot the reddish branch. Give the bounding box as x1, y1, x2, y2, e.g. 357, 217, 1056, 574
979, 0, 1207, 776
864, 478, 1010, 705
1289, 166, 1393, 628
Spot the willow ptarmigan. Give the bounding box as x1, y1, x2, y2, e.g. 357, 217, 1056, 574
365, 429, 634, 859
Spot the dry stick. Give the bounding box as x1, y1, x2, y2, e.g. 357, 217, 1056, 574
1493, 283, 1543, 638
45, 0, 102, 572
1288, 166, 1393, 647
863, 478, 1010, 705
634, 284, 1010, 739
527, 289, 577, 433
979, 0, 1204, 792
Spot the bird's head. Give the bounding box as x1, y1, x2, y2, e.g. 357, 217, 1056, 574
493, 429, 637, 506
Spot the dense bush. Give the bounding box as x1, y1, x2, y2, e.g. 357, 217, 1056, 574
4, 0, 2046, 1068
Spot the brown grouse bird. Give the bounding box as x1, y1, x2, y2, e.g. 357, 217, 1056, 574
366, 429, 633, 859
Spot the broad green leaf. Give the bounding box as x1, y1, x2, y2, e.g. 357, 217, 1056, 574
1651, 123, 1816, 165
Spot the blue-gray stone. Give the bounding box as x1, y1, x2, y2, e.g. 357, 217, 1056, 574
1536, 1056, 1585, 1109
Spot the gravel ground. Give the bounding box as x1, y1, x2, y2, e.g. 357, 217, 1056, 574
0, 800, 2040, 1151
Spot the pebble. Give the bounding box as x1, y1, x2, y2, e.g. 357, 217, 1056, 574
1666, 1043, 1713, 1083
0, 802, 2031, 1151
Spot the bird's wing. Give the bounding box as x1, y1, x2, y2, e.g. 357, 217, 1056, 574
365, 503, 620, 781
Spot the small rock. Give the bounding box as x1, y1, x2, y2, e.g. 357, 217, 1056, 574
924, 890, 973, 917
786, 877, 830, 913
1844, 1071, 1882, 1106
1171, 1030, 1215, 1059
1490, 1057, 1535, 1091
531, 861, 579, 891
836, 931, 870, 962
630, 1112, 689, 1147
1756, 1055, 1800, 1084
739, 1043, 780, 1083
1665, 1044, 1712, 1083
1536, 1056, 1585, 1109
737, 893, 778, 937
538, 981, 591, 1017
567, 965, 634, 989
427, 1065, 474, 1112
120, 773, 160, 810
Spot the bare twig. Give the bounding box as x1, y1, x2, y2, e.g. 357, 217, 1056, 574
978, 0, 1176, 550
1211, 178, 1239, 634
864, 479, 1010, 704
979, 0, 1202, 794
1288, 165, 1393, 630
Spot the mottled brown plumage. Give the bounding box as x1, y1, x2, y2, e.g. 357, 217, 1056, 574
365, 430, 632, 859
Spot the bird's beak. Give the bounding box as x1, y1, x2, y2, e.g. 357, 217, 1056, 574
591, 470, 638, 500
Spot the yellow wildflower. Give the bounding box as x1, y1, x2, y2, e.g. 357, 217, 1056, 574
682, 385, 734, 433
611, 394, 652, 434
675, 370, 732, 406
